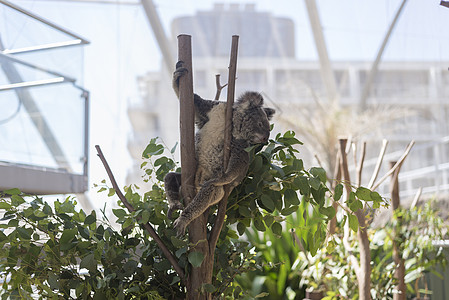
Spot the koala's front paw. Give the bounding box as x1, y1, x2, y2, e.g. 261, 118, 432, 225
173, 60, 187, 81
173, 216, 188, 237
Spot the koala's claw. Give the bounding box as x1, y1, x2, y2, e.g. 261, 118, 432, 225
174, 67, 188, 81
167, 203, 183, 219
176, 61, 184, 69
173, 217, 188, 237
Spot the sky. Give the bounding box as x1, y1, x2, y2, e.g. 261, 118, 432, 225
1, 0, 448, 210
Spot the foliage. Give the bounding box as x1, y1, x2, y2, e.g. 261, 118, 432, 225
297, 201, 448, 300
0, 190, 175, 299
0, 132, 381, 299
235, 201, 318, 300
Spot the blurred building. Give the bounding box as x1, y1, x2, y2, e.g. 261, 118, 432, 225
127, 3, 449, 199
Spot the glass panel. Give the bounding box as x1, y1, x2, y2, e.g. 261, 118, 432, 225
0, 82, 86, 174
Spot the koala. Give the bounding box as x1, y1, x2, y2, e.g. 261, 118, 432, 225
164, 61, 275, 236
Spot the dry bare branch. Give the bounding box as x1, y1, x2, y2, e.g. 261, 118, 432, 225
371, 140, 415, 191
214, 74, 228, 100
367, 139, 389, 189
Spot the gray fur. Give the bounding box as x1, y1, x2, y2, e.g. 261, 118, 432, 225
165, 61, 275, 236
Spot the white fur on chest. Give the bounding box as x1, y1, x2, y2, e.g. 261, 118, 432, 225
196, 103, 227, 182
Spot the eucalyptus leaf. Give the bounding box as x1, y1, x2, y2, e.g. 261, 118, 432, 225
188, 251, 205, 268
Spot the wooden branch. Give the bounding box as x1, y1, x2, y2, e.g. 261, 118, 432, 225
356, 142, 367, 187
214, 74, 228, 100
410, 187, 422, 209
371, 140, 415, 191
367, 139, 388, 189
209, 35, 239, 253
95, 145, 185, 282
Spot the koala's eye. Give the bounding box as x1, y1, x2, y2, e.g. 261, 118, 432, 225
258, 121, 263, 127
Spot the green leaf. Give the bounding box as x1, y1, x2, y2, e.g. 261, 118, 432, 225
48, 273, 59, 290
170, 142, 178, 154
255, 292, 270, 298
107, 188, 115, 197
284, 189, 299, 206
140, 210, 150, 224
271, 222, 282, 237
253, 217, 266, 232
309, 177, 321, 190
356, 187, 372, 201
80, 253, 96, 273
84, 214, 96, 225
122, 218, 134, 229
349, 199, 363, 212
112, 208, 127, 219
17, 227, 32, 240
334, 183, 343, 201
202, 283, 216, 293
171, 236, 187, 248
60, 228, 77, 244
142, 141, 164, 158
319, 206, 336, 219
0, 201, 11, 209
310, 167, 327, 183
296, 176, 310, 196
11, 195, 25, 206
188, 251, 205, 267
264, 215, 274, 227
4, 188, 21, 195
348, 214, 359, 232
261, 195, 275, 212
370, 191, 383, 202
237, 222, 246, 236
239, 205, 252, 218
281, 205, 298, 216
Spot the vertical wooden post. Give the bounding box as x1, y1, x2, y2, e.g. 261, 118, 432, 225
209, 35, 239, 252
177, 34, 196, 206
390, 161, 406, 300
177, 34, 210, 300
223, 35, 239, 168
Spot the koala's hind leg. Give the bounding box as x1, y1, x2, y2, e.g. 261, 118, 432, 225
173, 181, 224, 236
164, 172, 184, 219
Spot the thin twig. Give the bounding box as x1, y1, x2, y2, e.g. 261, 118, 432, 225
95, 145, 185, 282
214, 74, 228, 100
410, 187, 422, 209
367, 139, 388, 189
371, 140, 415, 191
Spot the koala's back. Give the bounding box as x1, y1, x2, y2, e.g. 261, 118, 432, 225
195, 102, 227, 185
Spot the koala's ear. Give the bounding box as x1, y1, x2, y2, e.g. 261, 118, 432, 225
237, 91, 264, 108
264, 107, 275, 120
